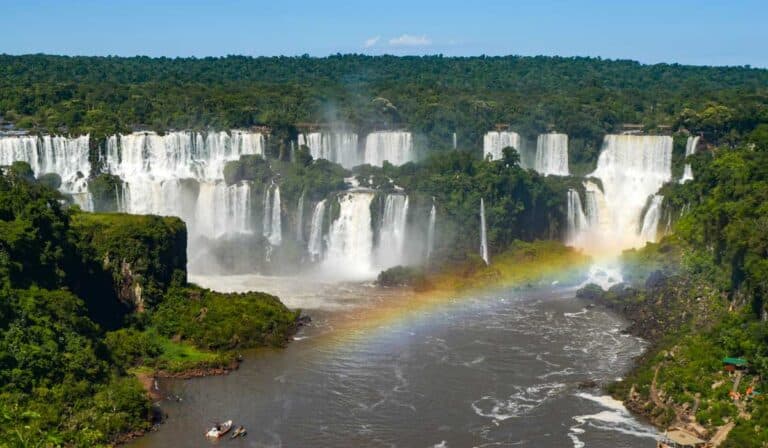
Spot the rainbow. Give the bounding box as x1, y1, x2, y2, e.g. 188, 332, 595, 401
282, 244, 596, 351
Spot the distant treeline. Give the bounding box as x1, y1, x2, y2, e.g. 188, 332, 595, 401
1, 54, 767, 166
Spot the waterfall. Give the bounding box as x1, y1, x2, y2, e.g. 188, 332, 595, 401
376, 194, 409, 269
308, 200, 327, 261
263, 186, 272, 238
104, 130, 265, 241
231, 183, 252, 234
534, 133, 569, 176
483, 131, 520, 161
105, 131, 264, 182
0, 134, 92, 205
452, 132, 457, 149
567, 135, 672, 255
566, 189, 588, 246
4, 130, 271, 273
300, 132, 360, 168
680, 136, 700, 183
269, 186, 282, 246
194, 182, 253, 238
480, 198, 489, 265
324, 192, 375, 279
296, 191, 305, 242
426, 202, 436, 260
639, 195, 664, 243
363, 131, 414, 166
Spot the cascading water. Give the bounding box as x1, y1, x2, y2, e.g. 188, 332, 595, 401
680, 136, 700, 183
269, 186, 282, 246
0, 134, 92, 206
639, 195, 664, 242
566, 189, 588, 247
569, 135, 672, 253
296, 191, 305, 242
483, 131, 521, 161
480, 198, 490, 265
106, 131, 264, 182
426, 202, 436, 260
534, 133, 569, 176
324, 192, 375, 279
299, 132, 360, 168
263, 186, 272, 238
363, 132, 414, 167
376, 194, 409, 269
104, 130, 265, 272
584, 187, 601, 228
194, 182, 253, 237
308, 200, 327, 261
567, 135, 672, 288
452, 132, 457, 149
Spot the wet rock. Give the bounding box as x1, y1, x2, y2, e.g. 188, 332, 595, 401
297, 314, 312, 326
578, 380, 599, 389
576, 283, 604, 300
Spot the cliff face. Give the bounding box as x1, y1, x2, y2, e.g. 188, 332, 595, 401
69, 213, 187, 321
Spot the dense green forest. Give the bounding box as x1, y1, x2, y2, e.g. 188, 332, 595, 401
0, 165, 299, 447
2, 54, 768, 167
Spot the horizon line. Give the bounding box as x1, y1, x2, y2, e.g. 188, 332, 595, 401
1, 52, 764, 70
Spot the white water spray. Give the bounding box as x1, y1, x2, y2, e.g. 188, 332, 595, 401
363, 132, 414, 166
480, 198, 490, 265
324, 192, 375, 279
566, 189, 588, 247
483, 131, 521, 161
569, 135, 672, 254
299, 132, 360, 168
534, 133, 569, 176
308, 199, 327, 261
376, 194, 409, 269
269, 186, 282, 246
296, 191, 305, 242
680, 136, 700, 183
263, 186, 272, 238
0, 134, 91, 205
566, 135, 672, 288
639, 195, 664, 242
426, 202, 437, 260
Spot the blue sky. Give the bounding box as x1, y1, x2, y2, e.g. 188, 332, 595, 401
1, 0, 766, 67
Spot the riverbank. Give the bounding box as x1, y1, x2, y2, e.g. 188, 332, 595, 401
577, 241, 766, 447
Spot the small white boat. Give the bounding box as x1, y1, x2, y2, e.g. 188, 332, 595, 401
205, 420, 233, 439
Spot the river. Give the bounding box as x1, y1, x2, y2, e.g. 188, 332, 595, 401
130, 275, 657, 447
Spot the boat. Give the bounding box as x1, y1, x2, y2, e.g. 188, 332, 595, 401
205, 420, 233, 439
230, 426, 247, 439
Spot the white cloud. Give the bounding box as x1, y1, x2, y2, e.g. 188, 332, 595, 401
363, 36, 381, 48
388, 34, 432, 47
